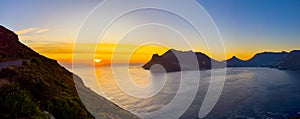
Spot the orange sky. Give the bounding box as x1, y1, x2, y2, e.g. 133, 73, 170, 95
26, 43, 170, 66
4, 0, 299, 67
25, 42, 268, 66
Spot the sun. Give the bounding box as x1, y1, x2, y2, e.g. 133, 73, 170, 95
94, 58, 102, 63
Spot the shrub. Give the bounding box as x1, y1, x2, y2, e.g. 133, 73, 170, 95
45, 96, 91, 119
0, 84, 48, 119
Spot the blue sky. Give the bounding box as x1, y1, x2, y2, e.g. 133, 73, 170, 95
1, 0, 300, 60
197, 0, 300, 44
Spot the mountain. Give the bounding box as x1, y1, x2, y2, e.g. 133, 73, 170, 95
0, 25, 139, 119
143, 49, 224, 72
144, 49, 300, 72
225, 51, 300, 70
225, 56, 249, 67
224, 52, 288, 68
0, 26, 39, 62
246, 52, 288, 67
278, 50, 300, 70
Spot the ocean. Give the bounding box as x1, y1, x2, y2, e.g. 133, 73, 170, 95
64, 63, 300, 119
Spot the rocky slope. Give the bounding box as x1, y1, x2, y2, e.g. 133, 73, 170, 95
0, 26, 39, 62
0, 25, 139, 119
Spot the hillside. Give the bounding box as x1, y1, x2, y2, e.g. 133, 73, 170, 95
0, 26, 39, 62
0, 25, 139, 119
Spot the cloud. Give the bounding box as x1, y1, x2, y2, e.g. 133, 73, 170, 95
15, 27, 38, 35
15, 27, 50, 43
15, 27, 49, 35
18, 36, 33, 40
36, 29, 49, 33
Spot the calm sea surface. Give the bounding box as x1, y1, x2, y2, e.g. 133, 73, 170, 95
65, 64, 300, 119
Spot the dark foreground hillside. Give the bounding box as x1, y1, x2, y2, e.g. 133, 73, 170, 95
0, 25, 139, 119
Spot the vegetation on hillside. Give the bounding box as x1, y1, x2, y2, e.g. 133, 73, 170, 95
0, 57, 94, 119
0, 84, 48, 118
0, 25, 139, 119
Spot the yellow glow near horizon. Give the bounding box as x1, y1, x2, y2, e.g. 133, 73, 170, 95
95, 43, 169, 65
26, 42, 293, 66
26, 43, 168, 65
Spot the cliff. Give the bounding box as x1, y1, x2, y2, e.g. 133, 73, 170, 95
0, 25, 139, 119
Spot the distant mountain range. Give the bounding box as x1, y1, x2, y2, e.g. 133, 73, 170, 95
278, 50, 300, 70
225, 51, 289, 67
224, 56, 249, 67
143, 49, 300, 72
0, 25, 139, 119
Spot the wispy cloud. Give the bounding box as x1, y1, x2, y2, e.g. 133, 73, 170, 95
16, 27, 49, 35
18, 36, 33, 40
36, 29, 49, 33
16, 27, 38, 35
15, 27, 50, 43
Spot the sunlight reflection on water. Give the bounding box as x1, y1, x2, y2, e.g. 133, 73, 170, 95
67, 64, 300, 118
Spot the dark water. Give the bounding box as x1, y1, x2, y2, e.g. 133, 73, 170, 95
181, 68, 300, 119
71, 66, 300, 119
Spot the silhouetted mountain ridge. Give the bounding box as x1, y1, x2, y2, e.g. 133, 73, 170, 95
278, 50, 300, 70
246, 51, 288, 67
225, 56, 249, 67
143, 49, 224, 72
144, 49, 300, 72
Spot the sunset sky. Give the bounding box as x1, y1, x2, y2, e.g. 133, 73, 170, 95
1, 0, 300, 65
